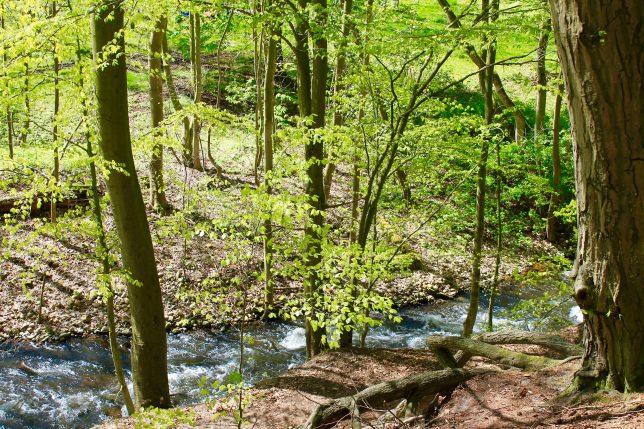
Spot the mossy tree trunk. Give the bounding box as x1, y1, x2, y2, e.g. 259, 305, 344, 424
148, 16, 169, 211
549, 0, 644, 392
91, 0, 171, 408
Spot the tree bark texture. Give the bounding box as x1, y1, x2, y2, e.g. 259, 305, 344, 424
549, 0, 644, 392
92, 1, 171, 408
149, 17, 169, 211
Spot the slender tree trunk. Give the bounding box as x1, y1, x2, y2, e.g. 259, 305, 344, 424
463, 0, 497, 337
92, 1, 171, 408
323, 0, 353, 202
487, 140, 502, 331
549, 0, 644, 392
149, 17, 169, 211
437, 0, 527, 143
20, 61, 29, 145
253, 0, 265, 185
262, 7, 278, 317
6, 108, 13, 158
546, 82, 563, 242
190, 12, 203, 171
294, 0, 328, 360
534, 18, 549, 136
51, 2, 60, 223
1, 15, 13, 159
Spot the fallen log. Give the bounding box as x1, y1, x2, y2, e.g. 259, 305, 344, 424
473, 330, 582, 356
300, 368, 489, 429
0, 191, 93, 217
426, 335, 560, 370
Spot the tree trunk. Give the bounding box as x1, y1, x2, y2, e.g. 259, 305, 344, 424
252, 0, 264, 185
301, 368, 487, 429
92, 0, 171, 408
2, 15, 13, 159
51, 2, 60, 223
549, 0, 644, 392
323, 0, 353, 202
546, 82, 563, 242
437, 0, 527, 143
20, 61, 29, 145
463, 1, 497, 337
487, 140, 502, 331
473, 330, 582, 356
76, 36, 135, 413
426, 335, 560, 370
262, 8, 278, 317
534, 19, 549, 136
149, 17, 169, 211
190, 12, 203, 171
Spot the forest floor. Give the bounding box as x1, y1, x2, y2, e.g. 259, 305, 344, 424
97, 326, 644, 429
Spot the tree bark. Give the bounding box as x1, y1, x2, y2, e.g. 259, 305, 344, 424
51, 2, 60, 223
549, 0, 644, 392
92, 0, 171, 408
262, 6, 278, 317
546, 82, 563, 242
149, 17, 169, 211
473, 330, 582, 356
190, 12, 203, 171
534, 18, 549, 136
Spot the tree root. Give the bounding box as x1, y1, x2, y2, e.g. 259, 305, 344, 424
426, 335, 563, 370
299, 368, 489, 429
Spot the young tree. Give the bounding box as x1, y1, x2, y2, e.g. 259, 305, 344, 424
149, 16, 170, 211
549, 0, 644, 392
92, 0, 171, 408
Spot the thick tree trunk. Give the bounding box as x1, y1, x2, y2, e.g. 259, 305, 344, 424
549, 0, 644, 392
92, 1, 171, 408
546, 83, 563, 242
301, 368, 486, 429
149, 17, 169, 211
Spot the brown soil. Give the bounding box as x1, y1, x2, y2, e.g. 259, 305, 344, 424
96, 341, 644, 429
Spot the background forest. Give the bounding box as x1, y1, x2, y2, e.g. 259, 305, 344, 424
0, 0, 621, 427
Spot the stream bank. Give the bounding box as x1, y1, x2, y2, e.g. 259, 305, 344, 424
0, 291, 581, 429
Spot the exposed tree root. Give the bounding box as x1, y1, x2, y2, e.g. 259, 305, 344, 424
426, 335, 562, 370
300, 368, 489, 429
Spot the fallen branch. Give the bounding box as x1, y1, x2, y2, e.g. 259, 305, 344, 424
473, 330, 582, 356
300, 368, 488, 429
426, 335, 560, 370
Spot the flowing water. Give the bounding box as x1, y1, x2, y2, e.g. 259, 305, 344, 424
0, 293, 582, 429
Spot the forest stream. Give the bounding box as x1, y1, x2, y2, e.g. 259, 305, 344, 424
0, 293, 582, 429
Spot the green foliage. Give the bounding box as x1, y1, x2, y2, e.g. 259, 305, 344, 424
133, 407, 196, 429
